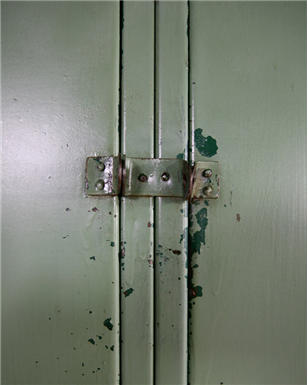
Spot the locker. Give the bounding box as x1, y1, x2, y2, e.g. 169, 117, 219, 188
2, 2, 306, 384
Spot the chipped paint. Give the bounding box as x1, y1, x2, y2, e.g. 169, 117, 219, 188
123, 288, 134, 297
191, 285, 203, 298
103, 318, 113, 331
191, 207, 208, 254
194, 128, 218, 157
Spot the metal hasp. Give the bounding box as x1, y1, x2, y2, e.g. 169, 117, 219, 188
86, 155, 121, 196
191, 161, 220, 200
85, 156, 220, 200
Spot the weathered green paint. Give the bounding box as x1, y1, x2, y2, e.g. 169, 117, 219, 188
189, 2, 306, 384
155, 2, 188, 384
123, 288, 134, 298
194, 128, 218, 158
2, 2, 120, 384
190, 207, 208, 255
103, 318, 114, 331
120, 2, 154, 384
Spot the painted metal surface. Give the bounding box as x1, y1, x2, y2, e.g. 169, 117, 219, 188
120, 2, 155, 384
155, 2, 189, 384
189, 2, 306, 384
2, 2, 120, 384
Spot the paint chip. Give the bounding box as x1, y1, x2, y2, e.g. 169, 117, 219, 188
103, 318, 113, 331
123, 288, 134, 297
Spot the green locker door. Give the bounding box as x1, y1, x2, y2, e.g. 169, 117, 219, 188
2, 2, 306, 385
188, 2, 306, 384
2, 2, 121, 383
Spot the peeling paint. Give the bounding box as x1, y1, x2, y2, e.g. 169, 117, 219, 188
191, 207, 208, 254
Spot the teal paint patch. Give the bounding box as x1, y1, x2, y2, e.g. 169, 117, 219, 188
88, 338, 95, 345
90, 256, 96, 261
176, 152, 184, 159
110, 345, 114, 351
191, 207, 208, 254
103, 318, 113, 331
123, 288, 134, 297
194, 128, 218, 157
110, 241, 115, 247
192, 285, 203, 297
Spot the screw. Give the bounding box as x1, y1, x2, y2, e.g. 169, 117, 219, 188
203, 169, 212, 178
161, 172, 170, 181
96, 180, 105, 190
203, 184, 213, 196
97, 162, 105, 171
138, 173, 148, 182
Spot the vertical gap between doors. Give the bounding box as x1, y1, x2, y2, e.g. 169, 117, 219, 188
187, 1, 191, 384
153, 1, 157, 384
119, 1, 124, 383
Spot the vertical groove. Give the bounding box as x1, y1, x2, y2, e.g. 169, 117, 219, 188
153, 2, 157, 384
187, 1, 191, 384
119, 1, 124, 383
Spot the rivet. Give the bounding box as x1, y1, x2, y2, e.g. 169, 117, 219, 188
203, 169, 212, 178
161, 172, 170, 182
203, 185, 213, 196
138, 173, 148, 182
97, 162, 105, 171
96, 180, 105, 190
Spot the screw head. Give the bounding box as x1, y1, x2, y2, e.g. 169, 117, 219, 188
203, 184, 213, 196
203, 169, 212, 178
138, 173, 148, 182
161, 172, 170, 182
97, 162, 105, 171
96, 180, 105, 190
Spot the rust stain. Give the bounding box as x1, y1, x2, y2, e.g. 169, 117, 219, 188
172, 250, 181, 255
236, 214, 241, 222
147, 222, 151, 227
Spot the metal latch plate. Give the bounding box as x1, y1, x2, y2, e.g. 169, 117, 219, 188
191, 161, 220, 200
123, 158, 190, 198
86, 156, 121, 196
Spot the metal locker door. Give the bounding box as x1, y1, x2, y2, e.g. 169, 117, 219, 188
2, 3, 120, 383
188, 2, 306, 384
